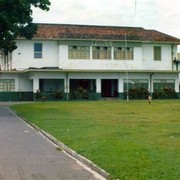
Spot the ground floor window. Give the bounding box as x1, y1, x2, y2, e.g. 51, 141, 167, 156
153, 79, 175, 90
123, 79, 149, 99
0, 79, 15, 92
39, 79, 64, 92
123, 79, 148, 90
70, 79, 96, 99
70, 79, 96, 92
37, 79, 64, 100
153, 79, 176, 99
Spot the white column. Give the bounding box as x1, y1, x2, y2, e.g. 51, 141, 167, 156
64, 73, 70, 101
90, 46, 93, 60
175, 76, 179, 92
118, 74, 124, 93
111, 47, 114, 60
96, 78, 101, 93
33, 78, 39, 93
64, 73, 69, 93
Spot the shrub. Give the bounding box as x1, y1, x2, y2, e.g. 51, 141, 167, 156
128, 87, 149, 99
70, 87, 89, 99
53, 90, 63, 99
36, 90, 42, 100
154, 87, 177, 99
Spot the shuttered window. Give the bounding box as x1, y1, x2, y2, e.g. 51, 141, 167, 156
92, 46, 111, 59
69, 46, 90, 59
154, 46, 161, 61
114, 47, 133, 60
0, 79, 15, 92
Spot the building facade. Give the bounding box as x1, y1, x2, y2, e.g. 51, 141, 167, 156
0, 24, 180, 101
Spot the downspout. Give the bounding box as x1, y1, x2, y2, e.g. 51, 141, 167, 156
149, 73, 154, 96
171, 45, 174, 70
66, 72, 69, 101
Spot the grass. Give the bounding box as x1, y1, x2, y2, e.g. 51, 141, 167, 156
10, 100, 180, 180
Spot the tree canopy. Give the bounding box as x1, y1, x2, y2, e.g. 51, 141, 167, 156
0, 0, 51, 53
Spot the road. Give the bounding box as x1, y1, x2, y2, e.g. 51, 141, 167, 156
0, 104, 102, 180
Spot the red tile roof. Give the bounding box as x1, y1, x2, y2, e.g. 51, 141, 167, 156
33, 23, 180, 43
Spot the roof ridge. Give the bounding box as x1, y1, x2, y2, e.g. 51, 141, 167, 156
35, 23, 144, 30
30, 23, 180, 43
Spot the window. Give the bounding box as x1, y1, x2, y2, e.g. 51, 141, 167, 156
0, 79, 15, 92
114, 47, 133, 60
68, 46, 90, 59
92, 46, 111, 59
154, 46, 161, 61
153, 79, 175, 90
123, 79, 148, 90
34, 43, 42, 58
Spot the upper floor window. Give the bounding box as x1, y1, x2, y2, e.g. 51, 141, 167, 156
34, 43, 42, 59
154, 46, 161, 61
92, 46, 111, 59
114, 47, 133, 60
68, 46, 90, 59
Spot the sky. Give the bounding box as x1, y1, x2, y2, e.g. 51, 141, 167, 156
32, 0, 180, 41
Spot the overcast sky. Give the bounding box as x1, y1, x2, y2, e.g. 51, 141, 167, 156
32, 0, 180, 39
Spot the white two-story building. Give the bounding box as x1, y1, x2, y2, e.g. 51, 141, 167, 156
0, 23, 180, 101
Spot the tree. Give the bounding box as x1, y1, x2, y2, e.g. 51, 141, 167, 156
0, 0, 51, 54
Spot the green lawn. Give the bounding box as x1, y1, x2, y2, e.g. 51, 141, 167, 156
10, 100, 180, 180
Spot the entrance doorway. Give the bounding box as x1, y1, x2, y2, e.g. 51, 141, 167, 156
39, 79, 64, 92
101, 79, 118, 97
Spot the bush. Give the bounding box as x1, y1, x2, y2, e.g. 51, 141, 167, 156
70, 87, 89, 99
128, 87, 149, 99
53, 90, 63, 99
154, 87, 177, 99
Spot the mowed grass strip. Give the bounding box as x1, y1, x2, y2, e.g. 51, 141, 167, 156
11, 100, 180, 179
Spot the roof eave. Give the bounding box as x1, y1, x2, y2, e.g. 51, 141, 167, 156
16, 37, 180, 44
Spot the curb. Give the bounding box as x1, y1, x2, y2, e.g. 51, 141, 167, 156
27, 121, 109, 179
9, 108, 110, 180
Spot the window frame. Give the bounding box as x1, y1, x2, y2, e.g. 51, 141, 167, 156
114, 47, 134, 60
0, 79, 15, 92
154, 46, 161, 61
92, 46, 111, 59
123, 79, 148, 90
153, 79, 175, 90
34, 43, 43, 59
68, 45, 90, 59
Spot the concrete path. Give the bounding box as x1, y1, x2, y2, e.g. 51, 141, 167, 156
0, 104, 103, 180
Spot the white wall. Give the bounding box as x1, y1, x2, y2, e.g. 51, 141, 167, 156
11, 40, 176, 72
59, 44, 174, 71
67, 72, 179, 93
141, 44, 172, 70
0, 73, 32, 92
18, 74, 33, 92
29, 72, 66, 93
12, 40, 59, 70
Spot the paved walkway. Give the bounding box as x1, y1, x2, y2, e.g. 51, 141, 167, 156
0, 103, 103, 180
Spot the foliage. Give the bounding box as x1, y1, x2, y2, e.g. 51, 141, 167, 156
36, 90, 64, 100
154, 87, 177, 99
36, 90, 42, 100
53, 90, 64, 99
0, 0, 50, 53
70, 87, 89, 99
128, 87, 149, 99
11, 100, 180, 179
